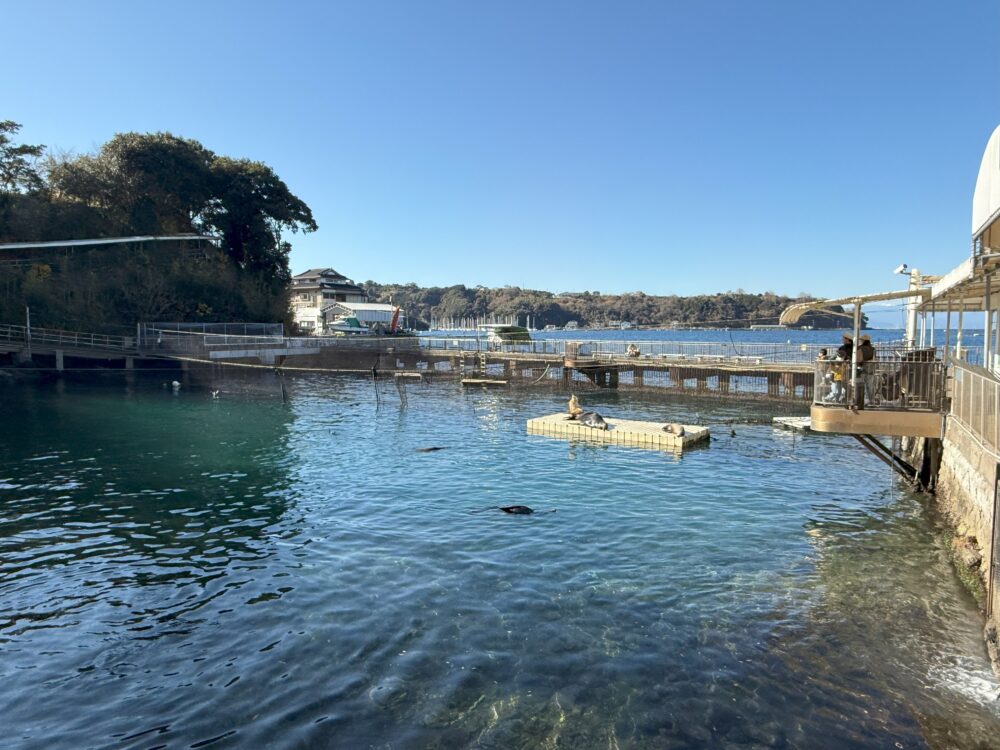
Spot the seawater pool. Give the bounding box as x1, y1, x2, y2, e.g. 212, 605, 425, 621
1, 375, 999, 749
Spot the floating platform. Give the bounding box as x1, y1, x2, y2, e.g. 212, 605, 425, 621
772, 416, 812, 432
461, 378, 508, 387
526, 413, 709, 452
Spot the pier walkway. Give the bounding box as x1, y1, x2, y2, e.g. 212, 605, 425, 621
0, 324, 834, 400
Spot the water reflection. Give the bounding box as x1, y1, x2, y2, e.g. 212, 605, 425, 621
1, 376, 998, 749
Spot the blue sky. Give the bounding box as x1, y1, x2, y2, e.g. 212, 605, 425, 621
3, 1, 998, 304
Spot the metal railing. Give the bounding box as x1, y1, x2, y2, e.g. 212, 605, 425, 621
0, 324, 134, 352
950, 360, 1000, 455
417, 337, 868, 363
813, 352, 946, 411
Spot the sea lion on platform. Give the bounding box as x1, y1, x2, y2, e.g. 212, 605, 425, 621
567, 394, 584, 418
662, 423, 685, 437
577, 411, 609, 430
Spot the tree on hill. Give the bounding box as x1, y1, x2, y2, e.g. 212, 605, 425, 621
0, 122, 316, 329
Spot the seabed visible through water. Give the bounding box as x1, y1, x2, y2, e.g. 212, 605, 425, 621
1, 371, 998, 749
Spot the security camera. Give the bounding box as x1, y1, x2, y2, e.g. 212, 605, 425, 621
893, 263, 909, 275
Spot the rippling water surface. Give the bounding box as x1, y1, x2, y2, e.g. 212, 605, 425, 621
1, 375, 998, 749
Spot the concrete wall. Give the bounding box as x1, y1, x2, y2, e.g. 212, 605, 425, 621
937, 416, 997, 564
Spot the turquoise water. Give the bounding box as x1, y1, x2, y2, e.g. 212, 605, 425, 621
2, 374, 999, 749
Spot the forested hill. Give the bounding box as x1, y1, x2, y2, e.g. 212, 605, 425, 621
0, 120, 315, 330
363, 282, 858, 330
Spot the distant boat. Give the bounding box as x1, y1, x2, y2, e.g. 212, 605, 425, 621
620, 321, 634, 330
477, 323, 531, 344
543, 324, 559, 331
326, 315, 370, 334
563, 321, 579, 330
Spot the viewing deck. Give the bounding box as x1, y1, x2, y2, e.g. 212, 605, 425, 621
810, 352, 946, 438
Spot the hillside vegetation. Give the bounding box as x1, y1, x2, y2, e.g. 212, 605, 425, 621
0, 120, 315, 331
363, 282, 854, 330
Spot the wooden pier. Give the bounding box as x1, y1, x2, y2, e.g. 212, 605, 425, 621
0, 324, 819, 402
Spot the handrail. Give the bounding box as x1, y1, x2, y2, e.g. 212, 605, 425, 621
813, 355, 947, 412
950, 360, 1000, 455
0, 323, 133, 351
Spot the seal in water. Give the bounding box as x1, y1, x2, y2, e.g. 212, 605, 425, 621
470, 505, 557, 515
662, 423, 685, 437
416, 447, 447, 453
577, 411, 609, 430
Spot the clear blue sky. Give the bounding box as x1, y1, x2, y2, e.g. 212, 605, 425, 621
3, 0, 998, 303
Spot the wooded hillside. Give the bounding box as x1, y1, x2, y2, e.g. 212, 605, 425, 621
363, 282, 857, 330
0, 121, 316, 331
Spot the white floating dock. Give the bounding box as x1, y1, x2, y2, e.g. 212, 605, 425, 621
773, 416, 811, 432
526, 413, 709, 452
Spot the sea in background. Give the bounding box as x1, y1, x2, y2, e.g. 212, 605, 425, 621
2, 330, 999, 749
431, 326, 984, 350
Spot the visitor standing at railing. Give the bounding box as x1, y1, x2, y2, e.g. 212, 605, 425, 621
859, 335, 876, 405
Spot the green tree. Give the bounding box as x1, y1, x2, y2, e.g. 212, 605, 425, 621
47, 132, 215, 235
204, 157, 317, 281
0, 120, 44, 195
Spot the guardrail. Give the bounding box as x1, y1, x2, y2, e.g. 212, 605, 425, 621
0, 324, 134, 352
950, 360, 1000, 455
141, 328, 912, 366
417, 337, 865, 363
813, 352, 946, 411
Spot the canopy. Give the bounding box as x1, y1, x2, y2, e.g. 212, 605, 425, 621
779, 289, 928, 326
973, 124, 1000, 242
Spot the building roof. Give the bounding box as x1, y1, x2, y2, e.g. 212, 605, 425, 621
293, 268, 348, 280
327, 302, 397, 312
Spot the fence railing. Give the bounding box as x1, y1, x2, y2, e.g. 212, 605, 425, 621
950, 360, 1000, 455
0, 324, 134, 352
417, 337, 865, 363
813, 353, 946, 411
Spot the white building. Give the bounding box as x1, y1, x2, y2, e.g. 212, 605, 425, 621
290, 268, 368, 332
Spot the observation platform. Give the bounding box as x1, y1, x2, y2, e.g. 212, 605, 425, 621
527, 413, 709, 452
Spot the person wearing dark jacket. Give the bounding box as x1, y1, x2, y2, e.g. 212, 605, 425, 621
836, 334, 853, 362
858, 335, 875, 363
858, 335, 876, 405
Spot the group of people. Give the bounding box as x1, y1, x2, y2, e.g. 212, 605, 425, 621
817, 333, 876, 405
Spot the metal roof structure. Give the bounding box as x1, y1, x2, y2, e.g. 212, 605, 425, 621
0, 234, 219, 251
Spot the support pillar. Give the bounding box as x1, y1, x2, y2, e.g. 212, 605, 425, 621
125, 356, 135, 370
986, 274, 993, 368
781, 372, 795, 397
719, 373, 730, 393
55, 350, 64, 372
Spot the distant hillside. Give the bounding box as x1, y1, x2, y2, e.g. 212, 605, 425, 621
362, 282, 859, 330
